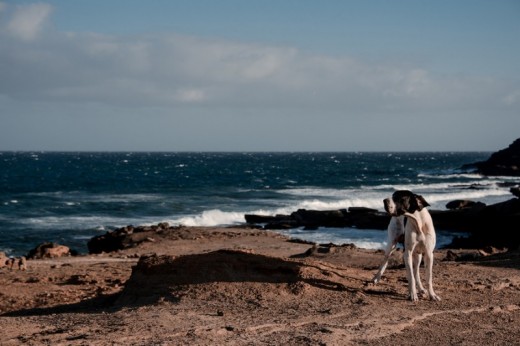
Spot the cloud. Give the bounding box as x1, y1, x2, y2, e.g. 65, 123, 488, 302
5, 2, 52, 41
0, 2, 518, 118
503, 89, 520, 106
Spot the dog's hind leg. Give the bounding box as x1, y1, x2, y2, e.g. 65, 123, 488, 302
404, 248, 419, 301
413, 253, 427, 297
424, 252, 441, 301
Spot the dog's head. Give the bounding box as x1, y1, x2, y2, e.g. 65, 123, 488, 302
383, 190, 430, 216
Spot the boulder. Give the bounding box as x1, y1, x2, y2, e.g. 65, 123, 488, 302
27, 242, 71, 259
445, 200, 486, 210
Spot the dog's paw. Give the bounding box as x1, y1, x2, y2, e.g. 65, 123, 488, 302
430, 294, 441, 301
371, 275, 381, 285
409, 294, 419, 302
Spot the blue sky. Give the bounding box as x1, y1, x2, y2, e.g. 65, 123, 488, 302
1, 0, 519, 151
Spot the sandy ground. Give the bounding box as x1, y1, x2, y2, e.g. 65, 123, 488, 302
1, 226, 519, 345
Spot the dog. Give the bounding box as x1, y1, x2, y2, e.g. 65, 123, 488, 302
372, 190, 440, 302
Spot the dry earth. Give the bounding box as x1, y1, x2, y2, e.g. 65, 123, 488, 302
1, 227, 519, 345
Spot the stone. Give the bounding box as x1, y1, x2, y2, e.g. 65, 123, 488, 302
27, 242, 71, 259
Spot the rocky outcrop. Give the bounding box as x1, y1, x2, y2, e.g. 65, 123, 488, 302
87, 222, 171, 254
27, 242, 72, 259
115, 250, 349, 307
449, 197, 520, 249
465, 138, 520, 176
245, 207, 390, 231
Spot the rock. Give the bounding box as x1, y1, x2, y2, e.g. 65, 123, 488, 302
87, 223, 190, 254
444, 250, 459, 261
510, 187, 520, 198
445, 198, 520, 249
445, 200, 486, 210
115, 250, 349, 307
88, 226, 156, 254
245, 208, 390, 231
27, 242, 71, 259
244, 214, 290, 224
0, 252, 7, 268
465, 138, 520, 176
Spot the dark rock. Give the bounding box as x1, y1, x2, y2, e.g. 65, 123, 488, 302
445, 200, 486, 210
444, 198, 520, 249
245, 207, 391, 231
88, 224, 162, 254
291, 209, 349, 228
465, 138, 520, 176
510, 187, 520, 198
443, 250, 459, 261
244, 214, 291, 224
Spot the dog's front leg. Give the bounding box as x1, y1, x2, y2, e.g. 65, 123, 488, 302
372, 241, 396, 284
404, 249, 418, 301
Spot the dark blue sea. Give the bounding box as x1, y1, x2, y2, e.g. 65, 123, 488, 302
1, 152, 515, 256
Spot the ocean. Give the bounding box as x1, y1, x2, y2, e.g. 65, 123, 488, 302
1, 151, 516, 256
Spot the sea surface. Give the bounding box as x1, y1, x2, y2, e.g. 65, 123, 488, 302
1, 152, 517, 256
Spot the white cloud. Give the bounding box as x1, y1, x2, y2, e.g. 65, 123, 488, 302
175, 88, 206, 102
503, 89, 520, 106
0, 3, 518, 118
6, 3, 52, 41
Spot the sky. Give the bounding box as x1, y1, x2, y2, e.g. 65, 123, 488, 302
0, 0, 519, 152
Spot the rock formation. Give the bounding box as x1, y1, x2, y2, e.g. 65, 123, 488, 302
27, 242, 72, 259
465, 138, 520, 176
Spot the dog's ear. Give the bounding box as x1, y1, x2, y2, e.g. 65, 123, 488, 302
392, 190, 415, 215
414, 194, 430, 210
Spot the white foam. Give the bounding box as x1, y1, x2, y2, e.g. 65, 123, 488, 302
169, 209, 245, 227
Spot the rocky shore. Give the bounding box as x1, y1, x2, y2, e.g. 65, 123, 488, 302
1, 139, 519, 345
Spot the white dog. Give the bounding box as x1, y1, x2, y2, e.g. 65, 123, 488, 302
372, 190, 440, 302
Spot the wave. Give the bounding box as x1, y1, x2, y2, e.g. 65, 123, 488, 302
168, 209, 246, 227
14, 215, 150, 231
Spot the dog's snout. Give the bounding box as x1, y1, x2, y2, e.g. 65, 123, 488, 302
383, 197, 397, 215
383, 198, 391, 213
